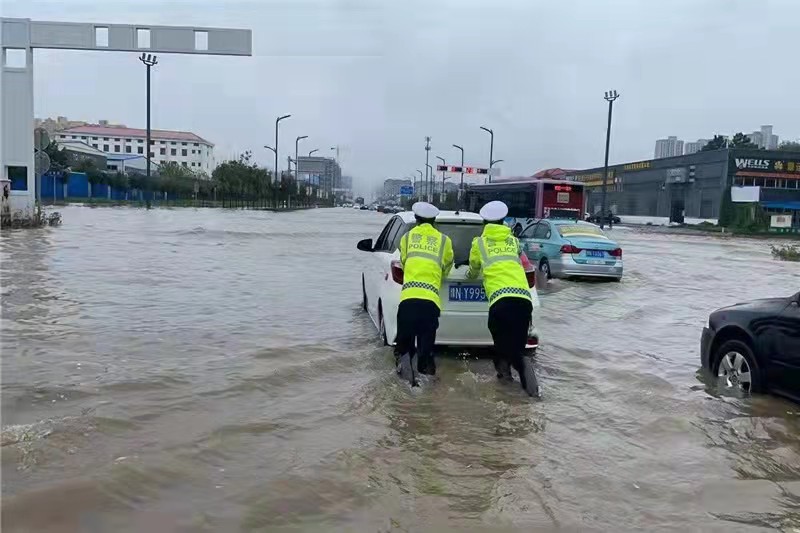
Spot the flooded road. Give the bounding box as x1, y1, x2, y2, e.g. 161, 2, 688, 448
2, 206, 799, 532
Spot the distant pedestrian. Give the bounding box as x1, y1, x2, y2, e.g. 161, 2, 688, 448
466, 200, 539, 397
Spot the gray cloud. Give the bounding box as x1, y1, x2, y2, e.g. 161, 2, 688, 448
10, 0, 799, 195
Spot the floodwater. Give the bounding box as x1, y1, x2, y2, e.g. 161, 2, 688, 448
2, 206, 799, 532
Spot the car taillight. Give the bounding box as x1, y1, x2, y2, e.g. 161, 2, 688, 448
390, 260, 404, 284
609, 248, 622, 258
560, 244, 581, 254
525, 268, 536, 288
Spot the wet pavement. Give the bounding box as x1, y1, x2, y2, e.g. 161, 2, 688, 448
2, 205, 799, 532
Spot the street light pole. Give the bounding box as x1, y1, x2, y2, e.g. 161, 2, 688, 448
295, 135, 308, 182
436, 156, 445, 201
425, 164, 433, 201
600, 89, 620, 229
416, 169, 423, 200
308, 149, 319, 157
275, 114, 291, 184
139, 53, 157, 208
480, 126, 494, 183
424, 136, 432, 202
452, 144, 464, 201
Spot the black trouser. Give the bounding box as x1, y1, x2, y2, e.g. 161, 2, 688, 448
488, 296, 533, 383
395, 298, 440, 375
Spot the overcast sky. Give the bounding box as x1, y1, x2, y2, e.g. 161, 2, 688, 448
7, 0, 799, 194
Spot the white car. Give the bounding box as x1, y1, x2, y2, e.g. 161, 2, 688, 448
356, 210, 541, 349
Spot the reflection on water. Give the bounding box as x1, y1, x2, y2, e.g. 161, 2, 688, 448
1, 206, 799, 532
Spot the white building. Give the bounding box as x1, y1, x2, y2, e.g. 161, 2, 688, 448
56, 124, 215, 174
654, 136, 684, 158
748, 125, 779, 150
684, 139, 709, 155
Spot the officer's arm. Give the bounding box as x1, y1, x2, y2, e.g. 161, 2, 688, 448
441, 237, 454, 277
465, 238, 481, 279
399, 233, 408, 266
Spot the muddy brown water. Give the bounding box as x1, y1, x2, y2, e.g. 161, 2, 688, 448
2, 206, 799, 532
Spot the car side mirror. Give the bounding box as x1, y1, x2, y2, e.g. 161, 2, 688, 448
357, 238, 374, 252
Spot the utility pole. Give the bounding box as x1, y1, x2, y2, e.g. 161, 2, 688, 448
139, 53, 157, 208
424, 136, 431, 202
436, 156, 446, 203
480, 126, 494, 183
452, 144, 464, 203
600, 90, 620, 229
416, 169, 423, 200
275, 114, 291, 184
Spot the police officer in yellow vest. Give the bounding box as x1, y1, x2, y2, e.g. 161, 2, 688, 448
466, 200, 539, 397
396, 202, 454, 386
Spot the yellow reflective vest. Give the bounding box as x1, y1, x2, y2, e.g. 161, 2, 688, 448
399, 223, 454, 309
466, 223, 531, 304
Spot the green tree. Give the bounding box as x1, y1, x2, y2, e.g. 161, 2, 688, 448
729, 132, 757, 149
43, 141, 71, 176
777, 141, 800, 152
701, 135, 728, 151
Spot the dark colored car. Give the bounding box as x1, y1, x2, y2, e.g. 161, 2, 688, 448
586, 212, 621, 225
701, 291, 800, 402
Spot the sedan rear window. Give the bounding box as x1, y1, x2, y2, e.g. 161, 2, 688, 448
405, 222, 483, 265
557, 224, 608, 239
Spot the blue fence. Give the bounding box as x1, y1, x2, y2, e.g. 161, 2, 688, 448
39, 172, 177, 202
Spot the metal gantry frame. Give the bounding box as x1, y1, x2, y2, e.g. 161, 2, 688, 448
0, 18, 251, 219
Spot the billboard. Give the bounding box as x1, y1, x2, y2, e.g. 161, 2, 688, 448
730, 186, 761, 203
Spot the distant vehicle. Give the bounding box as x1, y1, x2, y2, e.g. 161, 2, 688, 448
359, 205, 369, 210
356, 210, 540, 349
518, 219, 623, 281
466, 179, 585, 236
701, 292, 800, 402
586, 212, 621, 225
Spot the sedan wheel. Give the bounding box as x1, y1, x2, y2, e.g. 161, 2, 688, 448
715, 340, 760, 394
539, 259, 551, 280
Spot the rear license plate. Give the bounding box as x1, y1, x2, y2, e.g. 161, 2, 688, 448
586, 250, 604, 257
587, 259, 605, 265
449, 285, 487, 302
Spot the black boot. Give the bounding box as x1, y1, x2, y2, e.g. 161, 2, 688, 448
418, 354, 436, 376
397, 353, 418, 386
494, 358, 513, 381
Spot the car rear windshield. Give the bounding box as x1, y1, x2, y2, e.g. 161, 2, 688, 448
557, 224, 608, 239
407, 222, 483, 265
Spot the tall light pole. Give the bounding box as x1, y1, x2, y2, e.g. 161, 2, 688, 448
425, 164, 433, 201
308, 149, 319, 157
452, 144, 464, 200
424, 136, 431, 202
480, 126, 494, 183
416, 169, 423, 200
275, 114, 291, 183
139, 53, 157, 208
600, 90, 620, 229
295, 135, 308, 182
436, 156, 446, 200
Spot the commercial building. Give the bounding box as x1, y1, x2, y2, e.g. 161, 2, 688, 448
295, 156, 341, 196
383, 178, 412, 199
55, 124, 215, 174
654, 136, 684, 159
569, 148, 800, 227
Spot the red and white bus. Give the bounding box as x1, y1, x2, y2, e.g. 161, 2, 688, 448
465, 179, 586, 235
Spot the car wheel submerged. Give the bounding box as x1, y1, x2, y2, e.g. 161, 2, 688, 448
539, 259, 551, 280
714, 340, 761, 394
